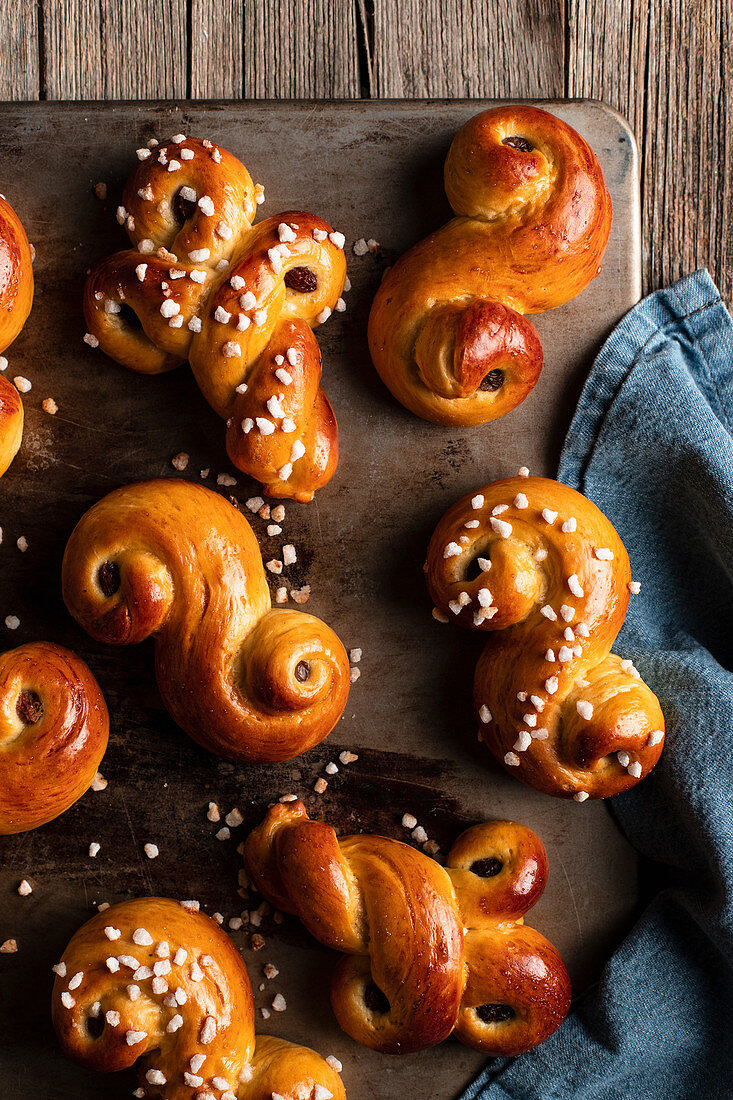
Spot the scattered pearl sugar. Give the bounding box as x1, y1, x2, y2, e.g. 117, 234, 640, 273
402, 813, 417, 830
144, 843, 159, 859
567, 574, 584, 598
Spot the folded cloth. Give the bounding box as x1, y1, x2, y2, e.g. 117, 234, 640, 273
463, 270, 733, 1100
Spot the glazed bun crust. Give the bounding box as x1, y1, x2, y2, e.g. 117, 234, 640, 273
0, 194, 33, 354
52, 896, 346, 1100
0, 194, 34, 477
368, 105, 612, 426
0, 642, 108, 834
245, 801, 571, 1057
83, 136, 345, 501
426, 476, 664, 798
62, 479, 349, 763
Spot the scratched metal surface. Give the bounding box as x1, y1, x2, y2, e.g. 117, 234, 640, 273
0, 100, 640, 1099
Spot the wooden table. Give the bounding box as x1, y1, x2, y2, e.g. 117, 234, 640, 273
1, 0, 730, 302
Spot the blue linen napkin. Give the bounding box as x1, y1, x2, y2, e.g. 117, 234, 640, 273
463, 270, 733, 1100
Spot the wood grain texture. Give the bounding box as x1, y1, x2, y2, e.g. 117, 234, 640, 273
567, 0, 733, 300
42, 0, 188, 99
241, 0, 360, 98
370, 0, 565, 98
4, 0, 727, 300
191, 0, 244, 97
0, 0, 39, 100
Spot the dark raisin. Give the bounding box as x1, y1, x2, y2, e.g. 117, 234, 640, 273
363, 981, 390, 1015
118, 303, 142, 330
476, 1003, 515, 1023
86, 1014, 105, 1039
173, 188, 197, 226
502, 136, 533, 153
295, 661, 310, 683
470, 857, 503, 878
480, 369, 505, 392
16, 690, 43, 724
284, 266, 318, 293
97, 561, 121, 598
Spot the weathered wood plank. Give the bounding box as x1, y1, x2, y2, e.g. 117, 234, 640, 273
42, 0, 188, 100
190, 0, 244, 98
567, 0, 732, 301
0, 0, 39, 100
643, 0, 731, 300
370, 0, 565, 98
241, 0, 361, 98
566, 0, 648, 135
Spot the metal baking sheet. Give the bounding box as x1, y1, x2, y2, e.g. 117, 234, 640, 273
0, 99, 641, 1099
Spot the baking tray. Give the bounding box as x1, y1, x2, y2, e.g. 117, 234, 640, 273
0, 99, 641, 1099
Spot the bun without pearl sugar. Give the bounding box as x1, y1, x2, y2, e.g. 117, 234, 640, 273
0, 641, 108, 834
426, 474, 665, 799
52, 897, 346, 1100
367, 105, 612, 426
245, 800, 571, 1057
83, 135, 346, 502
61, 479, 349, 764
0, 193, 34, 477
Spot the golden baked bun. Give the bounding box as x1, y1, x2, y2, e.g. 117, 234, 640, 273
0, 193, 33, 353
0, 642, 108, 834
245, 801, 571, 1056
368, 106, 612, 426
83, 136, 346, 502
52, 896, 346, 1100
0, 375, 23, 478
0, 193, 34, 477
426, 475, 665, 799
61, 479, 349, 763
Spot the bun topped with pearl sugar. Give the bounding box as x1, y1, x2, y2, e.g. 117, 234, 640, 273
52, 897, 346, 1100
426, 474, 665, 799
367, 105, 612, 427
83, 135, 346, 502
